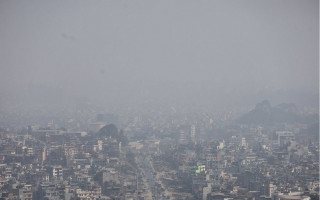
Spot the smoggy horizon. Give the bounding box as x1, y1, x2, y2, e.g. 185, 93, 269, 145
0, 0, 318, 111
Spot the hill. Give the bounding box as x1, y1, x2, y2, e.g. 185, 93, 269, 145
237, 100, 317, 125
98, 124, 127, 145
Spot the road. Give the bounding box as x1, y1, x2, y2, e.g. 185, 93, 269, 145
136, 152, 170, 200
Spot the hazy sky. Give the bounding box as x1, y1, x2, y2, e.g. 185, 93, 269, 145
0, 0, 318, 108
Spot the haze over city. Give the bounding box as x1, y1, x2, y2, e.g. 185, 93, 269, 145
0, 0, 318, 111
0, 1, 318, 200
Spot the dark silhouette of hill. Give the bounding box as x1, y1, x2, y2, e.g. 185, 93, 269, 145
237, 100, 317, 125
98, 124, 127, 145
99, 124, 118, 138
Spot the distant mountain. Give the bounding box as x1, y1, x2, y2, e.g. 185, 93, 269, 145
98, 124, 127, 145
237, 100, 317, 125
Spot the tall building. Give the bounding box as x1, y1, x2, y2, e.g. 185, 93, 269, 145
241, 137, 247, 147
19, 184, 32, 200
267, 183, 277, 197
191, 125, 196, 143
276, 131, 295, 147
42, 147, 46, 162
52, 166, 63, 180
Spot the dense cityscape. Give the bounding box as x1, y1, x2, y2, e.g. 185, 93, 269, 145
0, 99, 318, 200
